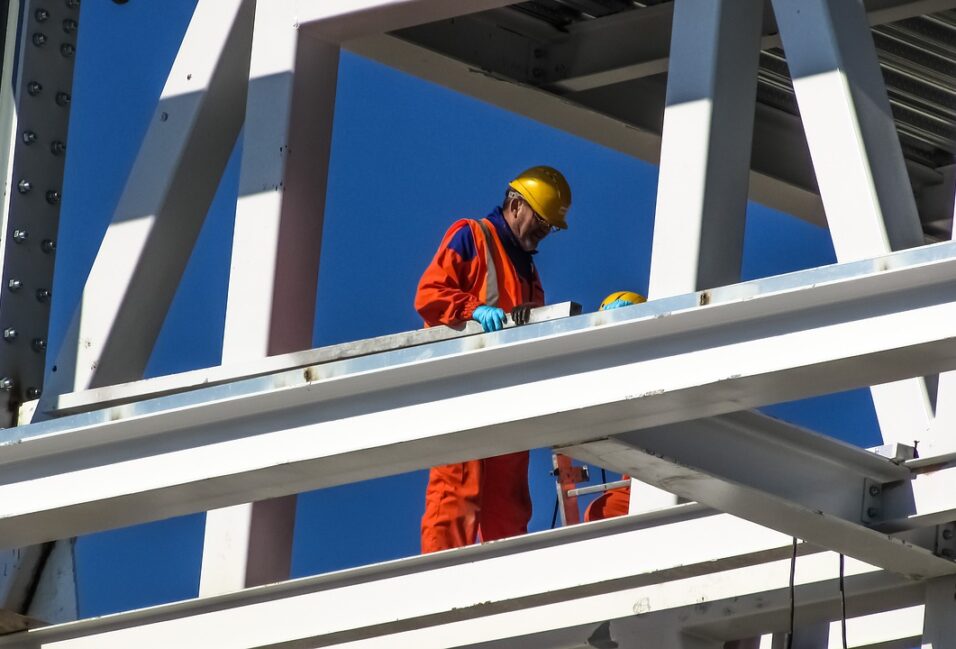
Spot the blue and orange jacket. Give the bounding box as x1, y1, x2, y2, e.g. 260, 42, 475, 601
416, 207, 544, 327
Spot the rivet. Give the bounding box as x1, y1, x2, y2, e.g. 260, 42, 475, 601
160, 112, 169, 122
41, 239, 56, 254
12, 229, 28, 243
25, 386, 41, 399
27, 81, 42, 96
60, 42, 75, 58
62, 18, 77, 34
55, 92, 70, 107
867, 507, 880, 519
17, 179, 32, 194
45, 190, 60, 205
35, 8, 50, 22
35, 288, 51, 302
3, 328, 17, 342
66, 0, 80, 9
50, 140, 66, 156
32, 32, 47, 47
7, 279, 22, 292
868, 485, 881, 497
0, 378, 15, 392
31, 337, 46, 352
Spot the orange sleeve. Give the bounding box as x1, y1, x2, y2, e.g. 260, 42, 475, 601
415, 221, 484, 327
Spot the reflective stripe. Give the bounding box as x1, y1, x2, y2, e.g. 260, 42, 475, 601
476, 219, 499, 308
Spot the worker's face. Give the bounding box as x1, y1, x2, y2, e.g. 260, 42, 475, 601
508, 198, 553, 252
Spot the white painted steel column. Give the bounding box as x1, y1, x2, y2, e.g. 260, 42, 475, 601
637, 0, 763, 514
771, 0, 931, 445
42, 0, 256, 398
922, 577, 956, 649
926, 185, 956, 455
200, 0, 339, 595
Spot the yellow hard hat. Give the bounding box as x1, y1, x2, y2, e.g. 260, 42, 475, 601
508, 166, 572, 230
600, 291, 646, 310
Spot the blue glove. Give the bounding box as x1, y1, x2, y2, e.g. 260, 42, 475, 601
601, 299, 634, 311
472, 305, 506, 332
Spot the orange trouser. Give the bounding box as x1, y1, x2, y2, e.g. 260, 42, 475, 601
584, 484, 631, 522
421, 451, 531, 553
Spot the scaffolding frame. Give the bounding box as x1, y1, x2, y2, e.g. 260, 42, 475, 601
0, 0, 954, 646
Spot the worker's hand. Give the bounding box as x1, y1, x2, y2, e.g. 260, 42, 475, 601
601, 299, 634, 311
472, 305, 506, 332
510, 303, 535, 326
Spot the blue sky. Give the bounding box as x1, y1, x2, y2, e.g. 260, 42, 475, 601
55, 1, 881, 617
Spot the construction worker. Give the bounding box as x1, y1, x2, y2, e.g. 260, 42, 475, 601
583, 291, 646, 522
415, 166, 572, 553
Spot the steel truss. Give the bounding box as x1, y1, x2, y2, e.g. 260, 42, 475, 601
0, 0, 954, 647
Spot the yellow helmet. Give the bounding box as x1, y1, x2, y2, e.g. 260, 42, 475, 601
600, 291, 646, 311
508, 166, 572, 230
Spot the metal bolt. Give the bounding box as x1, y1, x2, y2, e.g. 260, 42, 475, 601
60, 42, 75, 58
41, 239, 56, 253
62, 18, 77, 34
25, 386, 41, 399
12, 229, 28, 243
867, 507, 880, 519
66, 0, 80, 9
0, 378, 15, 392
31, 337, 46, 352
160, 112, 169, 122
45, 190, 60, 205
35, 288, 51, 302
3, 328, 17, 342
944, 528, 954, 540
27, 81, 42, 96
55, 92, 70, 107
50, 140, 66, 156
35, 8, 50, 22
32, 32, 47, 47
17, 179, 32, 194
22, 130, 37, 145
7, 279, 22, 292
868, 484, 881, 497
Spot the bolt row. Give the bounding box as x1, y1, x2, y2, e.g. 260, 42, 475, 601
0, 1, 80, 401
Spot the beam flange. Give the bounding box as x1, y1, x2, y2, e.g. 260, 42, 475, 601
2, 244, 956, 546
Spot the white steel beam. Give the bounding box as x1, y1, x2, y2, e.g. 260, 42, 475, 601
771, 0, 931, 446
0, 511, 920, 649
295, 0, 517, 42
2, 244, 956, 547
922, 576, 956, 649
201, 0, 340, 597
561, 428, 953, 578
545, 0, 956, 92
649, 0, 762, 297
51, 303, 579, 415
343, 33, 827, 228
640, 0, 762, 515
826, 605, 923, 649
42, 0, 256, 398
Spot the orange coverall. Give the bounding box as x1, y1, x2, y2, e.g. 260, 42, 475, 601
416, 207, 544, 553
584, 483, 630, 521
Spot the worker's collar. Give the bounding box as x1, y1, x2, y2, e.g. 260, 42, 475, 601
489, 207, 537, 257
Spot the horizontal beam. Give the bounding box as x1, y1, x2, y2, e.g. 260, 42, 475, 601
561, 432, 954, 579
0, 510, 919, 648
344, 33, 827, 225
543, 0, 956, 92
295, 0, 515, 42
4, 244, 956, 546
52, 302, 580, 415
